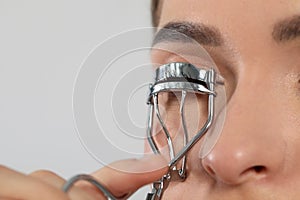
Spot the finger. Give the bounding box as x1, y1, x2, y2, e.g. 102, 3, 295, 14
29, 170, 65, 188
90, 154, 168, 198
0, 197, 17, 200
29, 170, 98, 200
0, 165, 69, 200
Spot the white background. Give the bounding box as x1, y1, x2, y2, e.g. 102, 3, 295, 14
0, 1, 152, 199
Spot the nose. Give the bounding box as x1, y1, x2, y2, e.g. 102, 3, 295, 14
201, 74, 286, 185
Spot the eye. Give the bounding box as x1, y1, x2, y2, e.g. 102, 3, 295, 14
151, 45, 214, 71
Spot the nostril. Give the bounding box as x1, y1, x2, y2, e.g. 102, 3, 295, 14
242, 165, 266, 175
253, 165, 266, 173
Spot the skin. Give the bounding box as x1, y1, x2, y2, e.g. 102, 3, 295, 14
150, 0, 300, 199
1, 0, 300, 199
0, 156, 168, 199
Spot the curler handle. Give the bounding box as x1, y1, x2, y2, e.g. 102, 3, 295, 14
63, 174, 118, 200
146, 174, 170, 200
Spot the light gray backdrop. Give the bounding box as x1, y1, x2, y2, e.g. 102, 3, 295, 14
0, 1, 152, 199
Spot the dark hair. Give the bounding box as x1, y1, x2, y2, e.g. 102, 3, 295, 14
151, 0, 161, 27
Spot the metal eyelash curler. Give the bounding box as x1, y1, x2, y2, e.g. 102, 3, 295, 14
63, 62, 220, 200
145, 62, 217, 200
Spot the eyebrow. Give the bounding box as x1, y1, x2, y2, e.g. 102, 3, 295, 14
152, 21, 224, 47
272, 15, 300, 42
154, 16, 300, 46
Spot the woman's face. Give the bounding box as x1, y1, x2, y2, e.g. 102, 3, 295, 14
150, 0, 300, 199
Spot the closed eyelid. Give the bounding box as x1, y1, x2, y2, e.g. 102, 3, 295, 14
151, 48, 215, 71
150, 42, 237, 98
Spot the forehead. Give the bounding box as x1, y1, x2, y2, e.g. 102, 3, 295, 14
158, 0, 300, 43
158, 0, 300, 62
159, 0, 300, 27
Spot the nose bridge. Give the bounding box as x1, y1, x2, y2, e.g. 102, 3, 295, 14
228, 71, 273, 128
201, 69, 286, 184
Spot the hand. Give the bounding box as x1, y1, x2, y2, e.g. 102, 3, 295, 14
0, 155, 168, 200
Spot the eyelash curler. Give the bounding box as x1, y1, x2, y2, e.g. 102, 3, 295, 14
63, 62, 221, 200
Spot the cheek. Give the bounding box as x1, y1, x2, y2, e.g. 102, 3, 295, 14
272, 72, 300, 178
281, 105, 300, 170
275, 116, 300, 192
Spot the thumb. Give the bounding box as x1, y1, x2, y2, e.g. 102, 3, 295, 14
90, 154, 168, 198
